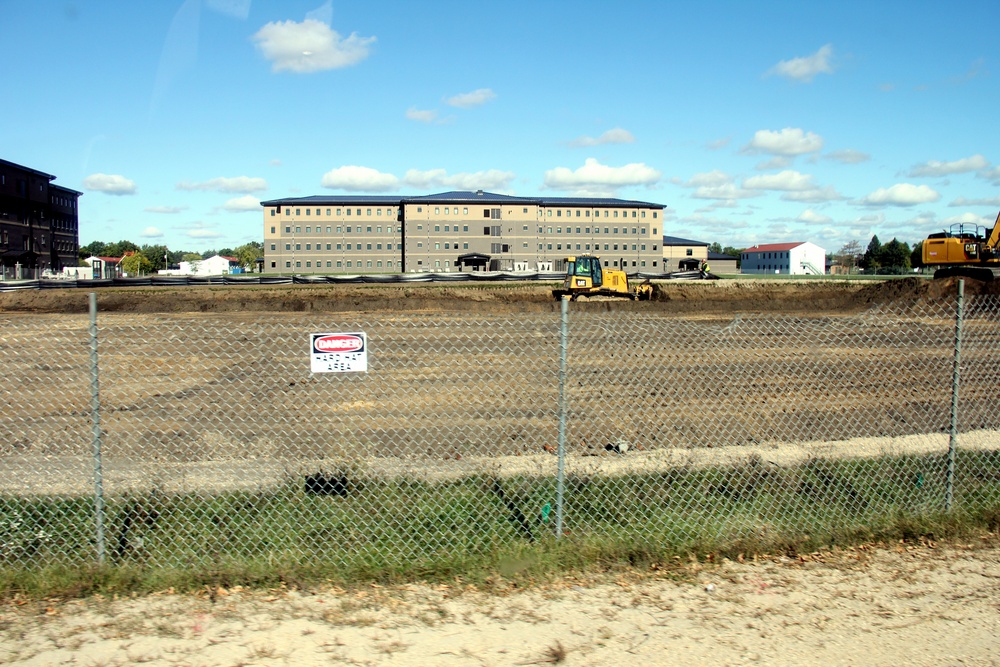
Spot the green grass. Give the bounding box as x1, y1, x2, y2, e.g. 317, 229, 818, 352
1, 450, 997, 598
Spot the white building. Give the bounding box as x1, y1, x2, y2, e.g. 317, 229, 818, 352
173, 254, 240, 276
740, 242, 826, 275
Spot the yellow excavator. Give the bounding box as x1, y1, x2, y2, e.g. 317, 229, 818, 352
922, 209, 1000, 281
552, 255, 655, 300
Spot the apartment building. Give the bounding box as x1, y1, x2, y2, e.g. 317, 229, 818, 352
0, 158, 81, 277
261, 190, 664, 273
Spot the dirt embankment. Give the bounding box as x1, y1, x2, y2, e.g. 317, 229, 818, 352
0, 277, 991, 315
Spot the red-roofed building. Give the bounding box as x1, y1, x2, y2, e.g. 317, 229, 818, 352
85, 255, 124, 279
741, 242, 826, 275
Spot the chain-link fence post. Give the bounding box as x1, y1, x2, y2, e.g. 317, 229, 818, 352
946, 279, 964, 512
555, 296, 569, 538
88, 293, 107, 563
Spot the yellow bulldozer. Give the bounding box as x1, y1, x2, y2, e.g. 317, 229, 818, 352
551, 255, 655, 301
922, 209, 1000, 281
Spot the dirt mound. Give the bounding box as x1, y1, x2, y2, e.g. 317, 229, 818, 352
0, 278, 974, 316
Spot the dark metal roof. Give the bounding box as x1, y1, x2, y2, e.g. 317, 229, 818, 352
261, 190, 665, 209
404, 191, 531, 204
662, 235, 708, 246
0, 158, 55, 181
49, 183, 84, 196
538, 195, 663, 209
259, 195, 408, 206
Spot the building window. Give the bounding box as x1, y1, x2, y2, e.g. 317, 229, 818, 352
686, 249, 693, 256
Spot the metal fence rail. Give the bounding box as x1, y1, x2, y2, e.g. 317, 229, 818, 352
1, 285, 998, 570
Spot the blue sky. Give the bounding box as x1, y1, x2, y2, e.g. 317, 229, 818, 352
4, 0, 999, 254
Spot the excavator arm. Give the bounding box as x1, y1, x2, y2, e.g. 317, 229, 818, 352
984, 209, 1000, 253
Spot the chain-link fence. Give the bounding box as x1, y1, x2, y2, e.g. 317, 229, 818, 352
2, 284, 999, 574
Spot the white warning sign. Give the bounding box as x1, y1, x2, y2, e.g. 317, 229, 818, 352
310, 332, 368, 373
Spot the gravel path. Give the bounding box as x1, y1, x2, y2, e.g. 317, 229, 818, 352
2, 538, 998, 666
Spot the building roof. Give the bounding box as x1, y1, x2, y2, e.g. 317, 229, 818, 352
49, 183, 84, 196
260, 195, 407, 207
744, 242, 808, 252
261, 190, 665, 209
0, 158, 56, 181
662, 235, 708, 246
708, 251, 737, 260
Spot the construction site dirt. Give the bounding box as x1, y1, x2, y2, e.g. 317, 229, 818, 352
1, 275, 995, 316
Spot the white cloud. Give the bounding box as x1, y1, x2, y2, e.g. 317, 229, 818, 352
742, 128, 823, 156
950, 196, 1000, 207
767, 44, 835, 83
543, 158, 661, 195
909, 154, 989, 177
252, 18, 374, 73
684, 170, 732, 188
223, 195, 261, 212
941, 212, 993, 226
754, 156, 793, 170
406, 107, 438, 123
706, 137, 731, 151
859, 183, 941, 207
144, 205, 187, 214
743, 170, 816, 191
781, 186, 845, 203
206, 0, 250, 19
796, 209, 832, 224
979, 166, 1000, 185
186, 228, 224, 239
445, 88, 496, 108
402, 169, 515, 191
82, 173, 136, 195
140, 226, 164, 238
825, 149, 870, 164
691, 183, 760, 201
679, 171, 757, 201
181, 222, 223, 240
321, 165, 399, 192
176, 176, 268, 193
569, 128, 635, 148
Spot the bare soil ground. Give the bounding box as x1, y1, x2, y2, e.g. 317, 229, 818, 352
1, 276, 994, 316
2, 538, 998, 666
3, 278, 999, 666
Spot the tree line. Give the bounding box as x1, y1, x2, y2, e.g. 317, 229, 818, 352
79, 241, 264, 274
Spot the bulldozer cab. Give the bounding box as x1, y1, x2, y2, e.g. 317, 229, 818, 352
567, 255, 603, 287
